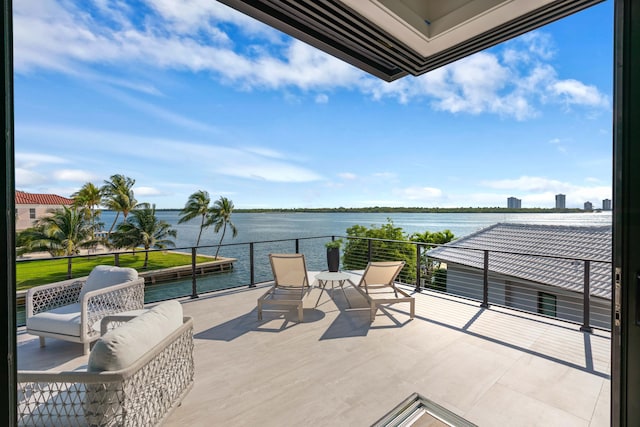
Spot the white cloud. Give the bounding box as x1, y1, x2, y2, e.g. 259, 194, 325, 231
14, 1, 363, 94
15, 152, 68, 168
248, 41, 362, 90
548, 137, 570, 153
338, 172, 357, 180
52, 169, 98, 182
368, 171, 396, 180
520, 32, 557, 61
243, 147, 286, 159
478, 175, 611, 208
142, 0, 278, 39
13, 2, 609, 121
429, 53, 511, 114
90, 73, 164, 96
20, 123, 324, 185
482, 176, 569, 192
15, 154, 95, 188
15, 168, 49, 187
395, 186, 443, 201
315, 94, 329, 104
358, 32, 608, 120
105, 88, 218, 133
548, 79, 609, 108
216, 163, 322, 182
136, 186, 164, 196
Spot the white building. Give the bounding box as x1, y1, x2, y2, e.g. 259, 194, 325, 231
507, 197, 521, 209
15, 190, 74, 231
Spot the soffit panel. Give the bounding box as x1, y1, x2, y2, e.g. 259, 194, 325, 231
217, 0, 605, 81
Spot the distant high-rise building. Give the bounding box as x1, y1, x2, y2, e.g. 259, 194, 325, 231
603, 199, 612, 211
584, 201, 593, 211
507, 197, 521, 209
555, 194, 566, 209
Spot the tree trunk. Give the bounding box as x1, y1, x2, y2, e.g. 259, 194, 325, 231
107, 211, 121, 235
196, 214, 205, 247
214, 225, 226, 259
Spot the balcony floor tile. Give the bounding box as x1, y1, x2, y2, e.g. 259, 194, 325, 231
17, 273, 610, 426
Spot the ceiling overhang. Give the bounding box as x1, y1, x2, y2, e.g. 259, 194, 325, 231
217, 0, 605, 81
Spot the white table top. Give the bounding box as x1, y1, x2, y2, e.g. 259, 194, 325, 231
315, 271, 351, 281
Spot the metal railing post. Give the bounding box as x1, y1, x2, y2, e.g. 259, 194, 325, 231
114, 253, 119, 267
367, 239, 372, 263
66, 257, 72, 279
481, 250, 489, 308
190, 247, 198, 299
416, 244, 422, 291
295, 239, 299, 254
249, 243, 255, 288
580, 260, 593, 333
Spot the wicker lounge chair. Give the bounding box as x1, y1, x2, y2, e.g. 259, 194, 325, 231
18, 300, 194, 427
353, 261, 415, 322
26, 265, 145, 355
257, 253, 311, 322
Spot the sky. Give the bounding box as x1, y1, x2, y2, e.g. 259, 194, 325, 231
13, 0, 614, 210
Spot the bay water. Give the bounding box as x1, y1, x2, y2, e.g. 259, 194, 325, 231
17, 211, 612, 325
100, 210, 613, 248
98, 211, 613, 301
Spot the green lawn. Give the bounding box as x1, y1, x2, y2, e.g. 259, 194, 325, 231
16, 251, 214, 290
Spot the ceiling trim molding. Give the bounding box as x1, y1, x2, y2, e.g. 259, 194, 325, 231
218, 0, 605, 81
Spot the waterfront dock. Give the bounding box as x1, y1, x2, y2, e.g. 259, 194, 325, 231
138, 256, 236, 284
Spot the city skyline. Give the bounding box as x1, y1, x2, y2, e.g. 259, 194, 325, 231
506, 194, 613, 210
14, 1, 613, 209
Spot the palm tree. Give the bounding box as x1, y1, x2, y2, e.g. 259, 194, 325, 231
208, 196, 238, 259
110, 203, 177, 269
72, 182, 102, 239
101, 174, 137, 235
178, 190, 211, 247
17, 206, 99, 278
410, 229, 456, 289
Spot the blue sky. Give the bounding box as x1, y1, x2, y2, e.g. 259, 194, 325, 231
13, 0, 613, 210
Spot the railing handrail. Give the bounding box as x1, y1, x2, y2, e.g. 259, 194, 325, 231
15, 235, 339, 264
16, 234, 612, 266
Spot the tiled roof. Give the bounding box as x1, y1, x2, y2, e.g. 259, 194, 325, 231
15, 190, 74, 206
426, 223, 612, 300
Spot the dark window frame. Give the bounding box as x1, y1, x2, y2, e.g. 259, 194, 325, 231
537, 291, 557, 317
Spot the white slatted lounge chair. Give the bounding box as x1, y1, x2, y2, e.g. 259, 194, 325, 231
353, 261, 415, 322
258, 253, 311, 322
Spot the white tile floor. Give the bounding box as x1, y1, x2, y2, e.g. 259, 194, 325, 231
17, 273, 611, 426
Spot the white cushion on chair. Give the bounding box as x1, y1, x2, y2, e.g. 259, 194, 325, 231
88, 300, 183, 372
79, 265, 138, 301
26, 303, 82, 337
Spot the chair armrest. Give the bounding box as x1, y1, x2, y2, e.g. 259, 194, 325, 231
80, 278, 145, 339
18, 317, 194, 427
100, 314, 140, 336
26, 278, 85, 317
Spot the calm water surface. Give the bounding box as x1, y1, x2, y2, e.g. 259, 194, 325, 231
101, 211, 613, 248
17, 212, 611, 325
102, 210, 613, 299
